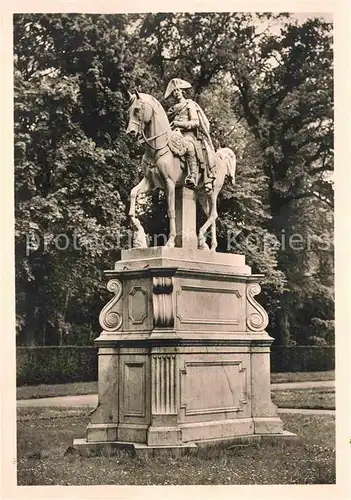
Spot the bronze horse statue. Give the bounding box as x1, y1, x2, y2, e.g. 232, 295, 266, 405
126, 91, 236, 251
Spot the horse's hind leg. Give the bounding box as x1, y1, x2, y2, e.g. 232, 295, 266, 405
197, 192, 210, 250
198, 191, 218, 252
210, 218, 218, 252
129, 177, 151, 248
209, 192, 218, 251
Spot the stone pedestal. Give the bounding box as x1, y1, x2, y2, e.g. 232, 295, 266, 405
74, 247, 288, 452
175, 187, 197, 250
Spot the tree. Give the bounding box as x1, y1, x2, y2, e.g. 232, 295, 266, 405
14, 14, 140, 344
230, 17, 334, 344
136, 13, 334, 344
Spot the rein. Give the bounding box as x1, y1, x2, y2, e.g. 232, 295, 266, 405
141, 129, 170, 151
138, 99, 172, 151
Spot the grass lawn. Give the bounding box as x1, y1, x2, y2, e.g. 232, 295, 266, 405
272, 387, 335, 410
17, 407, 335, 485
17, 381, 98, 400
16, 371, 335, 400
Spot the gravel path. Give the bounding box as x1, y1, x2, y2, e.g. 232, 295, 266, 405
277, 408, 335, 415
271, 380, 334, 390
18, 394, 97, 408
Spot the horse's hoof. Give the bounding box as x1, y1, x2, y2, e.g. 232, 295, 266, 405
166, 240, 175, 248
198, 240, 210, 251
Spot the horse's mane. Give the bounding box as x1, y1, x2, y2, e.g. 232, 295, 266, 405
129, 92, 169, 126
142, 93, 169, 126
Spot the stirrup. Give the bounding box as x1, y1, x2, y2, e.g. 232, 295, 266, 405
185, 174, 197, 189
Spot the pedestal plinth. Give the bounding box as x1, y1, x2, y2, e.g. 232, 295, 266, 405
175, 187, 197, 250
74, 247, 289, 452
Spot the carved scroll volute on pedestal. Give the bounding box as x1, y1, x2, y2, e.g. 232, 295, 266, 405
99, 279, 123, 332
246, 283, 269, 332
152, 277, 174, 328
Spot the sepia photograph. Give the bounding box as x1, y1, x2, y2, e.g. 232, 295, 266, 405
3, 6, 346, 495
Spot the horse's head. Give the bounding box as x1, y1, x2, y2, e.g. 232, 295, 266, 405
126, 90, 154, 139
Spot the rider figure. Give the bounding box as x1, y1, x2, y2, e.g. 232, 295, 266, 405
165, 78, 214, 190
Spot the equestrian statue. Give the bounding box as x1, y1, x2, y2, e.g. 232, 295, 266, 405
126, 78, 237, 251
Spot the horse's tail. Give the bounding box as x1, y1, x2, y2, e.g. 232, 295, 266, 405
215, 147, 236, 185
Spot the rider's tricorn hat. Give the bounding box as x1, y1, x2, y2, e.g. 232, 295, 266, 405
164, 78, 192, 99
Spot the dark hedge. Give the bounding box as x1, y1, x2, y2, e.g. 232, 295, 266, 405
270, 345, 335, 373
16, 345, 335, 386
16, 346, 98, 386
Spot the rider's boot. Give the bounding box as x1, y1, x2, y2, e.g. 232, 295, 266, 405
185, 159, 198, 189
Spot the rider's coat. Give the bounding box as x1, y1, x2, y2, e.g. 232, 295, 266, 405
168, 99, 216, 192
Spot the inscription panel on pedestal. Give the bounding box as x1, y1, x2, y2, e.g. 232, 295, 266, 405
128, 286, 148, 325
176, 280, 245, 331
123, 279, 152, 331
119, 356, 150, 424
179, 356, 250, 423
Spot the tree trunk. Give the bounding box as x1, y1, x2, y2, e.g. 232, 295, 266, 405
275, 306, 291, 346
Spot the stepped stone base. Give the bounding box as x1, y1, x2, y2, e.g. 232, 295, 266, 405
115, 246, 252, 275
73, 431, 297, 457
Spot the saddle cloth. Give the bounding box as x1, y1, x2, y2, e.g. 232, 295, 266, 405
169, 130, 205, 167
168, 130, 188, 157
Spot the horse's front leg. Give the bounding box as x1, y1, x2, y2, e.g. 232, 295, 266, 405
129, 177, 151, 248
165, 178, 176, 247
129, 177, 148, 218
